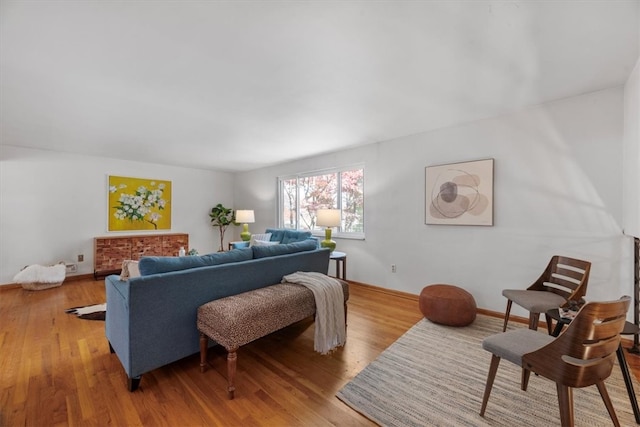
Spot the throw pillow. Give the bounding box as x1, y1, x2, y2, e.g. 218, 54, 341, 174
252, 239, 279, 247
249, 233, 272, 247
119, 260, 140, 281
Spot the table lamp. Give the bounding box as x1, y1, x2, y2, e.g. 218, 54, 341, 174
235, 210, 255, 241
316, 209, 341, 252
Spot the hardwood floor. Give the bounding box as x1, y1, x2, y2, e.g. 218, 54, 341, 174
2, 278, 640, 426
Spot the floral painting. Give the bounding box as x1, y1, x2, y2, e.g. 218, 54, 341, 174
108, 175, 171, 231
425, 159, 494, 226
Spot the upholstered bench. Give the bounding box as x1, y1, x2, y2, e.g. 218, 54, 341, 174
419, 284, 477, 326
197, 280, 349, 399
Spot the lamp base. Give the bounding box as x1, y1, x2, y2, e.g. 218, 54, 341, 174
320, 228, 336, 252
240, 224, 251, 241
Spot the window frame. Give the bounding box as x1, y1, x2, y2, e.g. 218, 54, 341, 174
277, 164, 365, 240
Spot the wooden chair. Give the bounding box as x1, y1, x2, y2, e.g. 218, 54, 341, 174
502, 255, 591, 333
480, 296, 631, 427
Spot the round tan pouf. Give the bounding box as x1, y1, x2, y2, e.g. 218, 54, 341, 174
419, 284, 476, 326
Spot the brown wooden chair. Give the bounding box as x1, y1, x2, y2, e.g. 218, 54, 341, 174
502, 255, 591, 333
480, 296, 631, 427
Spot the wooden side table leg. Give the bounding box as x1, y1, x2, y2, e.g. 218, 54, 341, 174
199, 332, 208, 372
342, 257, 346, 280
227, 348, 238, 399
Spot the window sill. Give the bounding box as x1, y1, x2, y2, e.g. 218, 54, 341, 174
311, 231, 365, 241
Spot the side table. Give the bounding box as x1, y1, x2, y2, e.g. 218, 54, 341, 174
546, 308, 640, 424
330, 251, 347, 280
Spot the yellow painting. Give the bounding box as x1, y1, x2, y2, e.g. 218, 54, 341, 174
108, 175, 172, 231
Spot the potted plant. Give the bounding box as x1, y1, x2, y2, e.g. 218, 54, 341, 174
209, 204, 234, 251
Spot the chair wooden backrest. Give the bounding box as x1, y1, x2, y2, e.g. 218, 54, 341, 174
522, 296, 630, 389
527, 256, 591, 305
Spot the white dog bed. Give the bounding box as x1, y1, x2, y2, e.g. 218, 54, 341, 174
13, 263, 66, 290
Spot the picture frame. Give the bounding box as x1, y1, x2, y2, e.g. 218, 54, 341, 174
108, 175, 172, 231
425, 158, 494, 226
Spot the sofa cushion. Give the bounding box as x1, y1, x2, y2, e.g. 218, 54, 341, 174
283, 230, 312, 244
265, 228, 285, 243
252, 239, 318, 259
200, 248, 253, 266
138, 248, 253, 275
265, 228, 312, 244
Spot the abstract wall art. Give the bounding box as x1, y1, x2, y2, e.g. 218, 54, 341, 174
108, 175, 172, 231
425, 158, 494, 226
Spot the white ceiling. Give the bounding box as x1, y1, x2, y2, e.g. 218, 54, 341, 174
1, 1, 638, 172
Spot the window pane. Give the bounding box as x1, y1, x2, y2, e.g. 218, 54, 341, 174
281, 178, 298, 229
299, 173, 337, 230
341, 169, 364, 233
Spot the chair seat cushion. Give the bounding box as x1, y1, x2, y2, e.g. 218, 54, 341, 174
482, 328, 555, 366
502, 289, 566, 312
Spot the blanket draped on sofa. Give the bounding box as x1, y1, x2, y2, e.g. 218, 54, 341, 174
282, 271, 346, 354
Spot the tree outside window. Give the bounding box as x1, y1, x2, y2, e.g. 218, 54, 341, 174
279, 166, 364, 236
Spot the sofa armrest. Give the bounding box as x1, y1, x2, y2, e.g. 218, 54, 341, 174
230, 241, 249, 250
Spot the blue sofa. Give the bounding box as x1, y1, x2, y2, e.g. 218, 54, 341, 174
105, 239, 330, 391
230, 228, 319, 249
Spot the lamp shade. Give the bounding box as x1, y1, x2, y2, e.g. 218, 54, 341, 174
235, 210, 255, 224
316, 209, 341, 227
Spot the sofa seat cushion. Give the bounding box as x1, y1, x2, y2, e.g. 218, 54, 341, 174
138, 248, 253, 276
252, 239, 318, 259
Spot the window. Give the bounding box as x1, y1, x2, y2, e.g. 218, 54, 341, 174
278, 166, 364, 238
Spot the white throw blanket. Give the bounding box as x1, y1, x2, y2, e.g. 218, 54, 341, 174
282, 271, 346, 355
13, 263, 66, 284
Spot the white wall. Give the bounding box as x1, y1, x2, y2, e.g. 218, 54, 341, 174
623, 56, 640, 238
0, 146, 234, 285
235, 87, 632, 317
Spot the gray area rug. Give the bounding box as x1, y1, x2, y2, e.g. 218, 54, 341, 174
337, 315, 640, 426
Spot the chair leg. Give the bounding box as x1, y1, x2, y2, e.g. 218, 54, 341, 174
545, 312, 553, 335
556, 383, 574, 427
529, 312, 540, 330
521, 368, 531, 391
595, 381, 621, 427
503, 300, 513, 332
480, 355, 501, 416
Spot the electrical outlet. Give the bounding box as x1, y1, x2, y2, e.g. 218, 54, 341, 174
391, 264, 396, 273
66, 263, 77, 273
77, 254, 84, 262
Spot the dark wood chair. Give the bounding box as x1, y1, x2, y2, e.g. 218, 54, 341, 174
480, 296, 631, 427
502, 255, 591, 333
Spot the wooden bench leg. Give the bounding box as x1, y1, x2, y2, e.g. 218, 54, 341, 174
199, 332, 208, 373
344, 302, 348, 327
227, 348, 238, 400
